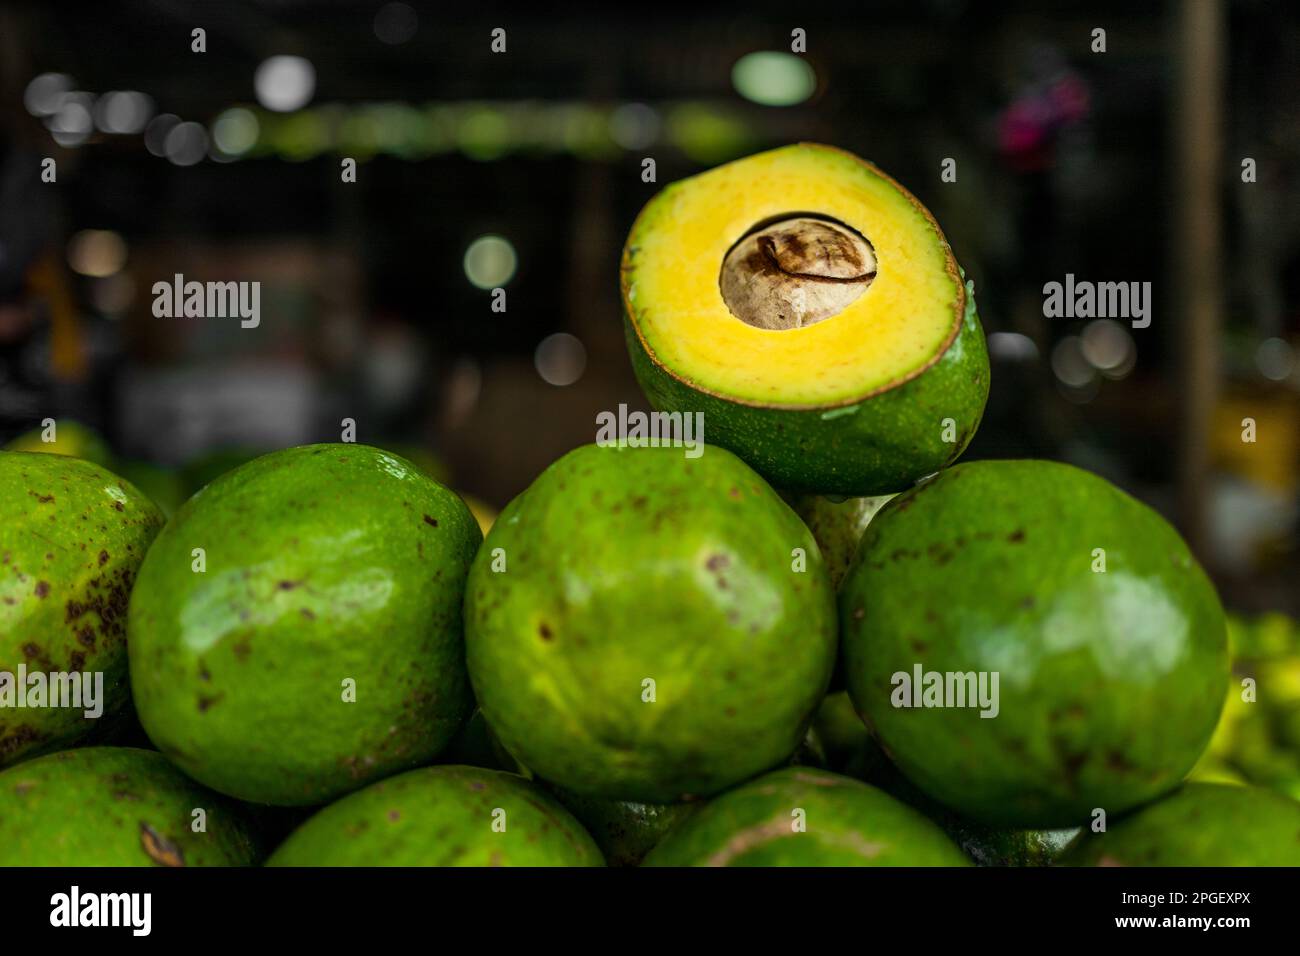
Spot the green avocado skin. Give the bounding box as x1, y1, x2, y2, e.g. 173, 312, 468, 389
465, 443, 837, 804
266, 765, 604, 866
624, 282, 988, 497
1061, 783, 1300, 866
642, 766, 969, 866
841, 460, 1229, 829
0, 452, 164, 767
128, 444, 481, 806
0, 747, 261, 866
548, 786, 697, 867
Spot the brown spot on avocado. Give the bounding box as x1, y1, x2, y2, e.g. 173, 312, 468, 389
98, 549, 109, 566
538, 622, 554, 641
1007, 529, 1025, 543
140, 823, 186, 867
34, 580, 50, 598
423, 515, 438, 527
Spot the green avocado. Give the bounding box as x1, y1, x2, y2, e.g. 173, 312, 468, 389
4, 420, 114, 468
0, 452, 164, 767
127, 443, 480, 805
547, 787, 697, 867
0, 747, 262, 866
862, 753, 1078, 866
786, 493, 894, 592
464, 443, 837, 803
812, 691, 890, 781
642, 766, 969, 866
439, 708, 527, 775
266, 764, 604, 866
622, 143, 989, 496
1061, 782, 1300, 866
841, 460, 1229, 828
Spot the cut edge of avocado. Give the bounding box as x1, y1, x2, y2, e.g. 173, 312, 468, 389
621, 142, 969, 412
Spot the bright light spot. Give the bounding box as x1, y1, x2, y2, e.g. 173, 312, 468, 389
458, 107, 510, 161
374, 2, 418, 45
1051, 336, 1096, 388
211, 108, 259, 155
1257, 337, 1295, 382
164, 121, 209, 166
731, 52, 817, 107
145, 114, 181, 156
610, 103, 661, 150
94, 91, 154, 134
987, 331, 1039, 362
463, 235, 517, 289
254, 55, 316, 112
46, 93, 94, 146
24, 73, 73, 116
1080, 319, 1135, 371
535, 333, 586, 386
67, 230, 127, 278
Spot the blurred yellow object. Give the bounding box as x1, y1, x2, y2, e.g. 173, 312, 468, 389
460, 493, 497, 535
1212, 392, 1300, 495
4, 419, 113, 467
25, 252, 88, 382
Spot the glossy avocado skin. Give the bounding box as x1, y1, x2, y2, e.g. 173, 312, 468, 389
0, 747, 262, 866
128, 443, 480, 806
266, 765, 604, 866
624, 281, 988, 497
1061, 783, 1300, 866
840, 460, 1229, 828
548, 787, 696, 867
642, 766, 969, 866
464, 443, 837, 803
0, 452, 164, 767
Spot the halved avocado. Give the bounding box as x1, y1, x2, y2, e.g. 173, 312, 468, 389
622, 143, 988, 495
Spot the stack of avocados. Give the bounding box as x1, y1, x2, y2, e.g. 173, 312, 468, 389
3, 143, 1299, 868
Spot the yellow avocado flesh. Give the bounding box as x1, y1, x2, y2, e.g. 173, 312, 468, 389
624, 144, 963, 407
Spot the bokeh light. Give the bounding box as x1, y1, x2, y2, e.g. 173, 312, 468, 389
1080, 319, 1136, 378
46, 93, 94, 146
94, 91, 154, 134
1050, 335, 1096, 388
987, 331, 1039, 362
609, 103, 661, 150
23, 73, 73, 116
211, 107, 260, 156
463, 235, 517, 289
67, 229, 127, 278
1257, 337, 1296, 382
144, 113, 181, 157
254, 55, 316, 112
164, 121, 209, 166
534, 333, 587, 386
731, 52, 817, 107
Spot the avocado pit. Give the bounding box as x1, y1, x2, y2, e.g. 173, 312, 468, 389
720, 215, 876, 331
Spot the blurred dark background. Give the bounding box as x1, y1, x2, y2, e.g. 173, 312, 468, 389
1, 0, 1298, 613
